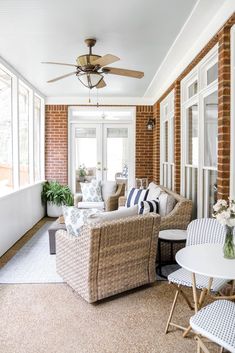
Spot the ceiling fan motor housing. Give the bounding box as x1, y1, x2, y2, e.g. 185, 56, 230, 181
76, 54, 101, 68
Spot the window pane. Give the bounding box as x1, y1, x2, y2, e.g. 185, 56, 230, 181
187, 104, 198, 165
204, 91, 218, 167
19, 83, 30, 187
34, 96, 41, 181
207, 63, 218, 85
164, 121, 168, 162
188, 81, 198, 98
0, 68, 12, 195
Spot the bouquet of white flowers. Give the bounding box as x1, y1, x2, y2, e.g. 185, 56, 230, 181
212, 199, 235, 227
213, 199, 235, 259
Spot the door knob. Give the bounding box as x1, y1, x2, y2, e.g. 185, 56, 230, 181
103, 167, 108, 171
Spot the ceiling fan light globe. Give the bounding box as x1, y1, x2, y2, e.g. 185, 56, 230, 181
78, 72, 103, 89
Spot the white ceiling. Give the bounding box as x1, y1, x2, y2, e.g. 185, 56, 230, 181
0, 0, 231, 103
0, 0, 197, 98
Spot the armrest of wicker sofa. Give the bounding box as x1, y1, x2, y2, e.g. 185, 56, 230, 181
105, 183, 125, 211
160, 197, 193, 230
74, 193, 83, 206
118, 196, 127, 207
56, 227, 101, 303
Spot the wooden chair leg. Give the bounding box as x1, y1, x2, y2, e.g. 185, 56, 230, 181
195, 336, 211, 353
165, 286, 180, 334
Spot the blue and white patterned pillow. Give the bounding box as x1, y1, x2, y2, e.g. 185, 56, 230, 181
62, 206, 99, 236
125, 187, 149, 208
138, 200, 159, 215
80, 179, 102, 202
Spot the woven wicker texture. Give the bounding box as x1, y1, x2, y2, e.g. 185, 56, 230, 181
190, 300, 235, 353
56, 213, 160, 303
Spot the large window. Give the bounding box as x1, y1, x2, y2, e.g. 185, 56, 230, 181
0, 62, 44, 196
19, 83, 30, 187
0, 68, 12, 195
181, 45, 218, 218
160, 90, 174, 190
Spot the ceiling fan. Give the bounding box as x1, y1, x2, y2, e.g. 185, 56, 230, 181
41, 38, 144, 89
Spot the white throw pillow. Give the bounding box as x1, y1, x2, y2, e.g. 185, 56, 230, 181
147, 182, 163, 201
125, 188, 149, 207
101, 181, 117, 202
158, 192, 176, 217
62, 206, 99, 236
87, 205, 138, 224
80, 179, 102, 202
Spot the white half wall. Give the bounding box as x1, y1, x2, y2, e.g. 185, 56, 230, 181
0, 183, 45, 257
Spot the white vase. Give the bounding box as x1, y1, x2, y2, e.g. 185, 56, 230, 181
47, 202, 63, 218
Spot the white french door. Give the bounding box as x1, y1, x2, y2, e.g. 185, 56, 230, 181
69, 114, 135, 194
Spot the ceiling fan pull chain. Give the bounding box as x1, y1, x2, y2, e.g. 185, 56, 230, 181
96, 88, 99, 108
89, 88, 91, 103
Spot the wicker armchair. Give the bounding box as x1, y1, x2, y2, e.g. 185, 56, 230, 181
74, 183, 125, 212
118, 186, 192, 231
56, 213, 161, 303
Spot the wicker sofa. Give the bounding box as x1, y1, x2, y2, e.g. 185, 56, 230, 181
56, 213, 161, 303
118, 185, 193, 231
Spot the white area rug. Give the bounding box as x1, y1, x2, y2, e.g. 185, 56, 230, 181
0, 222, 63, 284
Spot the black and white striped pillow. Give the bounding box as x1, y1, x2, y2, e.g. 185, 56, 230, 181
126, 188, 149, 208
138, 200, 159, 215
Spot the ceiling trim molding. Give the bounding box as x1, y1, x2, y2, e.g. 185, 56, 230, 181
144, 0, 235, 103
45, 96, 153, 106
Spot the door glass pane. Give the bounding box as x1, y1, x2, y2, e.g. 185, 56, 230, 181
203, 169, 217, 217
207, 63, 218, 85
187, 104, 198, 165
75, 127, 97, 192
19, 83, 30, 187
0, 68, 12, 195
106, 127, 128, 185
34, 96, 41, 181
188, 81, 198, 98
204, 91, 218, 167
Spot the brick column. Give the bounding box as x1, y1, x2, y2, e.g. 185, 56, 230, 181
45, 105, 68, 184
217, 26, 231, 199
153, 102, 160, 183
135, 106, 153, 181
174, 81, 181, 194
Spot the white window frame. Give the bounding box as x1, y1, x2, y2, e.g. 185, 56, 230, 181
230, 25, 235, 199
160, 90, 174, 190
0, 56, 45, 199
181, 44, 218, 218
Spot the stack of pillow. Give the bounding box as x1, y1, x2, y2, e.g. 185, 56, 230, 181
63, 182, 176, 236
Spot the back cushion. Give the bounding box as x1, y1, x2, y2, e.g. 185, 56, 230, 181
101, 181, 117, 202
125, 188, 149, 207
147, 182, 163, 200
158, 192, 176, 216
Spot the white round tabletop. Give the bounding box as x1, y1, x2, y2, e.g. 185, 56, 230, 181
176, 244, 235, 280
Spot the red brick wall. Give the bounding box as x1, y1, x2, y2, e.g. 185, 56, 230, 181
45, 105, 154, 185
45, 105, 68, 184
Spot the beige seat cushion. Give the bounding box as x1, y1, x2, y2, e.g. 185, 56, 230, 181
77, 201, 105, 210
88, 205, 138, 224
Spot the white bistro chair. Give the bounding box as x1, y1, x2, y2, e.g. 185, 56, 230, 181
190, 300, 235, 353
165, 218, 227, 335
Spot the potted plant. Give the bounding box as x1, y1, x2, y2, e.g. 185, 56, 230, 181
41, 181, 73, 217
78, 164, 87, 182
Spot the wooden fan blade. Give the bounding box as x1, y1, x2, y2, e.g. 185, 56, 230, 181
103, 67, 144, 79
47, 71, 77, 83
41, 61, 77, 67
91, 54, 120, 67
96, 79, 106, 89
